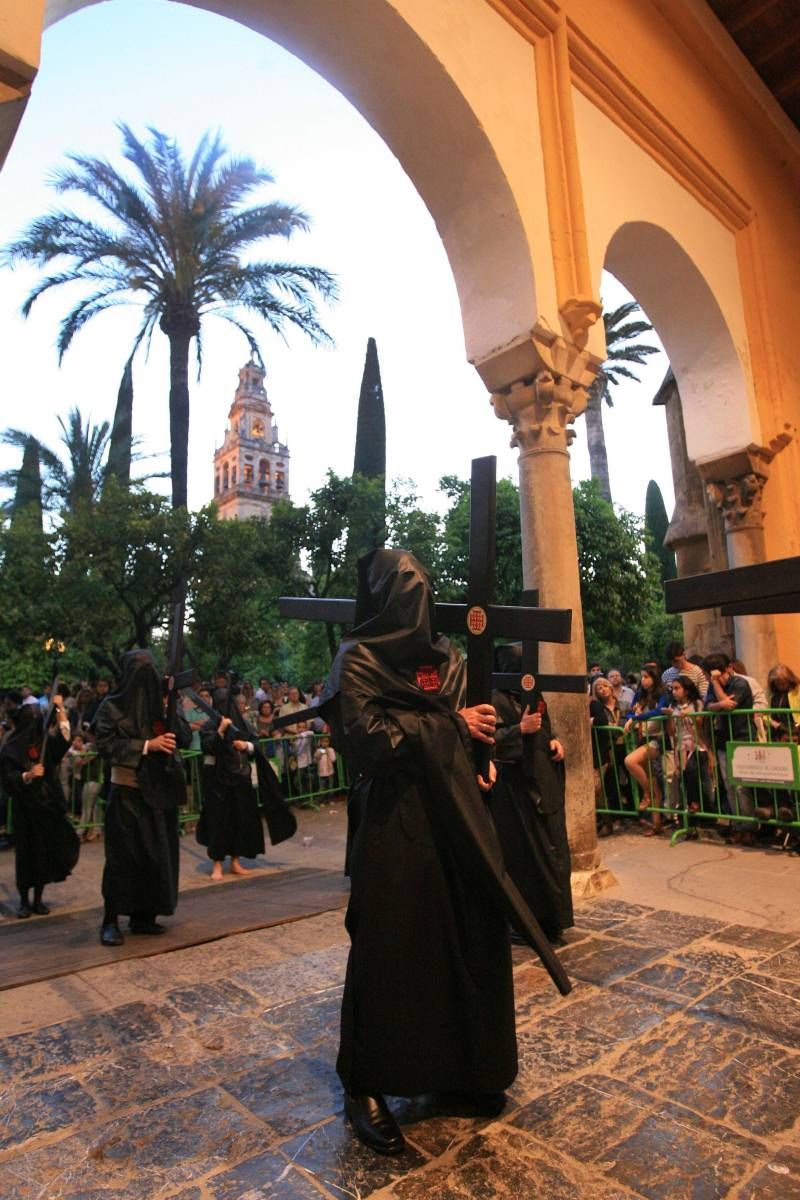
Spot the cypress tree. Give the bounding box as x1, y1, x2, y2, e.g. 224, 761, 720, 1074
645, 479, 676, 582
12, 437, 43, 531
350, 337, 386, 554
105, 354, 133, 490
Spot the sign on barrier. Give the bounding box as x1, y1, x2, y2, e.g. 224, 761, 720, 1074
728, 741, 800, 790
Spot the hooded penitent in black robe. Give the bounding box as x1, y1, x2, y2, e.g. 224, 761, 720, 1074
0, 705, 80, 897
327, 548, 530, 1098
196, 709, 265, 862
95, 650, 191, 919
491, 645, 574, 941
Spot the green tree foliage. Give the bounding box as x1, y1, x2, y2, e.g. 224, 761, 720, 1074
573, 479, 679, 667
437, 475, 523, 604
188, 506, 298, 675
644, 478, 676, 583
10, 437, 44, 526
3, 124, 337, 508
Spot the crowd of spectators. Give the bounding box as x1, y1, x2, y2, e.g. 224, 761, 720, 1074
590, 641, 800, 847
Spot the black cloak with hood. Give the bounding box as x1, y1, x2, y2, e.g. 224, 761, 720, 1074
0, 700, 80, 893
94, 649, 191, 918
326, 548, 562, 1098
196, 692, 265, 862
491, 643, 574, 940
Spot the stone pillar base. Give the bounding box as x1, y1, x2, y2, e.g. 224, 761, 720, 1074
570, 866, 618, 899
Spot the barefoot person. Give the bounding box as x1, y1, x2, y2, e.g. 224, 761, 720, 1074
0, 688, 79, 918
323, 548, 545, 1156
94, 650, 191, 946
197, 687, 264, 881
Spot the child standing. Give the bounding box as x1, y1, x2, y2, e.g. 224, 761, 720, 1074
314, 734, 338, 794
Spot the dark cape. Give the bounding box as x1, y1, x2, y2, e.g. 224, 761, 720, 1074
325, 548, 556, 1098
196, 716, 265, 862
95, 650, 191, 918
0, 705, 80, 893
490, 650, 574, 939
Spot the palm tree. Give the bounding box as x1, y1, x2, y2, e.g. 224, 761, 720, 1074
584, 301, 659, 504
3, 124, 337, 508
1, 408, 110, 511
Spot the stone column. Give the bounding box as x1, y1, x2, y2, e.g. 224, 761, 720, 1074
655, 371, 734, 657
696, 444, 784, 682
477, 325, 614, 894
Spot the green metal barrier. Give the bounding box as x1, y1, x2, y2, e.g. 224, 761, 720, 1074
0, 734, 349, 841
594, 707, 800, 847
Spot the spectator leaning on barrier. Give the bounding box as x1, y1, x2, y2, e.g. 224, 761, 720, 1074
767, 664, 800, 741
702, 652, 756, 844
624, 664, 670, 834
730, 659, 769, 742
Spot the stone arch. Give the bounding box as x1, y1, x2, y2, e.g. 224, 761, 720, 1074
603, 221, 758, 462
41, 0, 540, 363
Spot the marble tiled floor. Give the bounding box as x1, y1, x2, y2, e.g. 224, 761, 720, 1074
0, 899, 798, 1199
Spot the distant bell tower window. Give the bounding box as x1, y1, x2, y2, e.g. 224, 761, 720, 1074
223, 464, 229, 490
259, 459, 269, 487
276, 472, 285, 491
243, 464, 253, 485
215, 473, 220, 495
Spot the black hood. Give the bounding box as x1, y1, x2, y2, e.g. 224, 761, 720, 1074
0, 703, 44, 768
495, 642, 522, 676
345, 548, 448, 672
101, 649, 163, 737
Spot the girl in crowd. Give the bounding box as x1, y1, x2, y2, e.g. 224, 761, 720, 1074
666, 675, 714, 815
624, 664, 670, 834
589, 676, 629, 834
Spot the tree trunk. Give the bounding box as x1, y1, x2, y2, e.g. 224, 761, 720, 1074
166, 327, 193, 509
584, 395, 612, 504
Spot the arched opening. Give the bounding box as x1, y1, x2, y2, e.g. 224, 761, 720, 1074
42, 0, 539, 367
222, 462, 229, 491
604, 222, 757, 463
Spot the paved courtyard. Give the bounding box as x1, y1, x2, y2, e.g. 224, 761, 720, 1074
0, 821, 798, 1199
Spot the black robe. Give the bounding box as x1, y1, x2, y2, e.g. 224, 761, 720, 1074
95, 651, 191, 918
328, 548, 519, 1097
491, 688, 574, 940
0, 708, 80, 895
196, 720, 265, 862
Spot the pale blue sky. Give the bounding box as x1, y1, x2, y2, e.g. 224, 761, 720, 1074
0, 0, 672, 518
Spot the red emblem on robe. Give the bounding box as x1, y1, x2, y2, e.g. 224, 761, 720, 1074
416, 666, 441, 693
152, 719, 166, 736
27, 745, 39, 761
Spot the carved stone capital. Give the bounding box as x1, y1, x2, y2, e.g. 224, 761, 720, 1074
492, 370, 586, 455
479, 321, 601, 455
695, 432, 792, 533
559, 295, 603, 343
705, 472, 766, 532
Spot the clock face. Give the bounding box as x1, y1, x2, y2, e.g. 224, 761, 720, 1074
251, 420, 264, 438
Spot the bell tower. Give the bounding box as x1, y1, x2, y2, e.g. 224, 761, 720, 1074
213, 360, 290, 520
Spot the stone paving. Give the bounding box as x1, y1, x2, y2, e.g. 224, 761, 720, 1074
1, 897, 798, 1199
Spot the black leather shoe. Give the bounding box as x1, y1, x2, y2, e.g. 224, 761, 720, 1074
31, 900, 50, 916
100, 922, 124, 946
128, 918, 166, 935
344, 1092, 406, 1156
16, 903, 31, 919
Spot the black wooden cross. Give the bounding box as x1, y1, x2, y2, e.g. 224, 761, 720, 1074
277, 456, 574, 772
664, 555, 800, 617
